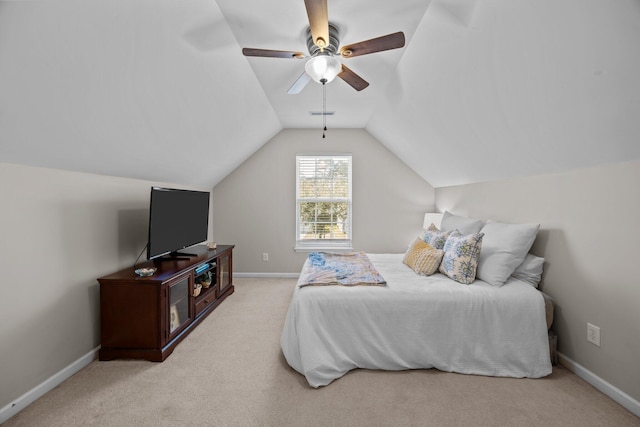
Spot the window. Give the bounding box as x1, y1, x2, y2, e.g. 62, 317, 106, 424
296, 155, 352, 250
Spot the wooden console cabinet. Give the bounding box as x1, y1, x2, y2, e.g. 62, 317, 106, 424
98, 244, 234, 361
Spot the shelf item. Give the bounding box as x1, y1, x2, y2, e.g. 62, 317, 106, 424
134, 267, 157, 277
98, 244, 234, 362
195, 263, 210, 274
193, 283, 202, 297
169, 304, 181, 333
197, 270, 214, 289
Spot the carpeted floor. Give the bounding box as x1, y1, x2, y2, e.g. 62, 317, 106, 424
4, 278, 639, 426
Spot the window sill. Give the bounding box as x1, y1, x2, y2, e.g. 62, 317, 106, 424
294, 245, 354, 253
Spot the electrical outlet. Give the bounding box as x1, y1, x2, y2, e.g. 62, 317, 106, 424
262, 252, 269, 262
587, 323, 601, 347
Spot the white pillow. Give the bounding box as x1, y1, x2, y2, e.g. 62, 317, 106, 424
476, 220, 540, 287
512, 253, 545, 288
440, 211, 485, 235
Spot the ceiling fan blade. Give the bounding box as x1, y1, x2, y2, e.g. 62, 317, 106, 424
304, 0, 329, 49
242, 48, 305, 59
287, 72, 312, 95
340, 32, 406, 58
338, 65, 369, 91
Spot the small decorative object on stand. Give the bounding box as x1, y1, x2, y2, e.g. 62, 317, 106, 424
134, 267, 157, 277
193, 283, 202, 297
200, 271, 213, 288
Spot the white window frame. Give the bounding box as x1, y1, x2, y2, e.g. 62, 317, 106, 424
295, 155, 353, 251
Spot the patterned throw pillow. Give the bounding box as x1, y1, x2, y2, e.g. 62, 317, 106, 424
403, 238, 444, 276
438, 231, 484, 284
421, 224, 453, 250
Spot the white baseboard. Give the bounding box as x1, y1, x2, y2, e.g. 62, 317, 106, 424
234, 272, 299, 279
558, 352, 640, 417
0, 346, 99, 424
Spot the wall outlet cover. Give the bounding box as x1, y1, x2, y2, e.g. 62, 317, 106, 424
587, 323, 601, 347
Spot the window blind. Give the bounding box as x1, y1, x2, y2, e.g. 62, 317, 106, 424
296, 155, 352, 249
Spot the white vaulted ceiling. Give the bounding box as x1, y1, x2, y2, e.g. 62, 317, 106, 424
1, 0, 639, 188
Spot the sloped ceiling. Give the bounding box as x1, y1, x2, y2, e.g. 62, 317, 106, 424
1, 0, 639, 189
0, 0, 281, 187
367, 0, 640, 187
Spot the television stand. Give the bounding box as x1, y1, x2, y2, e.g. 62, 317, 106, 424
98, 244, 234, 362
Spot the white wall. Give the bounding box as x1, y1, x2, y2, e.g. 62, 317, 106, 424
435, 160, 640, 404
212, 128, 435, 273
0, 163, 211, 411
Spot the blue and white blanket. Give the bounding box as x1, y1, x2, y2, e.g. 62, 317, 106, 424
298, 251, 387, 287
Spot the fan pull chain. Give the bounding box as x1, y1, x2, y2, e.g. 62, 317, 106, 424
321, 79, 327, 139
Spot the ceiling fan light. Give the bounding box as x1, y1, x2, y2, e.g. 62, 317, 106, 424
305, 54, 341, 84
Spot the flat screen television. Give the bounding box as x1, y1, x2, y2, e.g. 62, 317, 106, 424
147, 187, 210, 260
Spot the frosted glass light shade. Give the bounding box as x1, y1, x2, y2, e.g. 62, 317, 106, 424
305, 54, 341, 84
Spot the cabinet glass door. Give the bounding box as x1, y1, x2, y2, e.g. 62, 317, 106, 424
168, 274, 192, 337
218, 252, 231, 294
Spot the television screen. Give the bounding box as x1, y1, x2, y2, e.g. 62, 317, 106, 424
147, 187, 210, 260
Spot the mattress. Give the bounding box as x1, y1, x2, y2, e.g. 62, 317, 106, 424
281, 253, 552, 387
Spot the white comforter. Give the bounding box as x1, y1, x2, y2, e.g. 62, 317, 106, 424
280, 253, 552, 387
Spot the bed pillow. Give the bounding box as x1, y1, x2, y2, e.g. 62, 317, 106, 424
476, 220, 540, 287
421, 224, 452, 250
438, 231, 484, 284
440, 211, 485, 235
403, 238, 444, 276
511, 253, 545, 288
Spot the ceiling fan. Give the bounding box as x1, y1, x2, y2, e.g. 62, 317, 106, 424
242, 0, 406, 94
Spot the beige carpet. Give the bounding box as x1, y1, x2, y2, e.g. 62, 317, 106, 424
5, 278, 639, 427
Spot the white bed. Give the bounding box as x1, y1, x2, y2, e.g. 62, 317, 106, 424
281, 253, 552, 388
